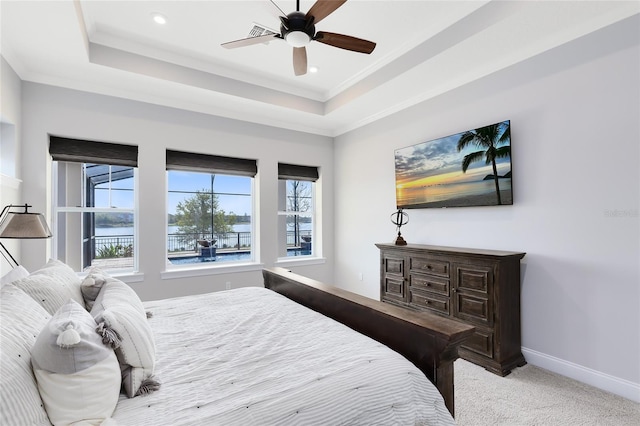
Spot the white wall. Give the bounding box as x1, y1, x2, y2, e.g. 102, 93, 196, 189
0, 57, 23, 277
20, 83, 334, 301
334, 17, 639, 400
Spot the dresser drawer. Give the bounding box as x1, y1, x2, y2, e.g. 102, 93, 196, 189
461, 329, 494, 358
409, 289, 450, 315
455, 264, 493, 295
410, 257, 450, 277
454, 292, 492, 326
410, 273, 449, 296
383, 257, 405, 276
383, 277, 405, 301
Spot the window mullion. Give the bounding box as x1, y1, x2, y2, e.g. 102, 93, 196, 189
56, 207, 135, 214
108, 166, 112, 209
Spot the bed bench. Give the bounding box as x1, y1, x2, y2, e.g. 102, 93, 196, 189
262, 267, 476, 416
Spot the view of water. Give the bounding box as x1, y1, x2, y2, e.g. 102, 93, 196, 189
96, 223, 311, 237
397, 179, 512, 205
168, 248, 307, 265
97, 224, 251, 236
96, 223, 311, 236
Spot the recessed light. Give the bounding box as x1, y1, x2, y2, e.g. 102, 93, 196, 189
151, 13, 167, 25
309, 66, 319, 73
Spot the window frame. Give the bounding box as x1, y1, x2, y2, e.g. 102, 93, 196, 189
276, 163, 321, 263
52, 161, 139, 275
164, 150, 260, 274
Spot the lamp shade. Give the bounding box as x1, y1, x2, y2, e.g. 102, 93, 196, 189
0, 211, 52, 239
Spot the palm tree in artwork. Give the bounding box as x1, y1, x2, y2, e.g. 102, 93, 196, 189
456, 121, 511, 205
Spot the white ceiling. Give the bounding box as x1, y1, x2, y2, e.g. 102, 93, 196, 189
1, 1, 638, 136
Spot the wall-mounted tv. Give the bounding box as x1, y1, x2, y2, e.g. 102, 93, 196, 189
395, 119, 512, 209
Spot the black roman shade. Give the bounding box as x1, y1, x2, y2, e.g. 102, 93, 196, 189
166, 150, 257, 177
49, 136, 138, 167
278, 163, 319, 182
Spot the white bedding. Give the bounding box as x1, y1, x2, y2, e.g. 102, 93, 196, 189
113, 287, 454, 425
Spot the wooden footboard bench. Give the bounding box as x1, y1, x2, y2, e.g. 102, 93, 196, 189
262, 267, 475, 417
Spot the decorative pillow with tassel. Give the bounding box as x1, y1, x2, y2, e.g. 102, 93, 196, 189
90, 276, 160, 397
31, 299, 121, 426
80, 268, 110, 311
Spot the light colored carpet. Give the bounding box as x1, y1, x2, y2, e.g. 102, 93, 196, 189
454, 359, 640, 425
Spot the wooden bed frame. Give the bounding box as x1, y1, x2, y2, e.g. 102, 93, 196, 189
262, 267, 475, 417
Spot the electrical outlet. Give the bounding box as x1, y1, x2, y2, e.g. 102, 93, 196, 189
225, 281, 231, 290
358, 273, 363, 281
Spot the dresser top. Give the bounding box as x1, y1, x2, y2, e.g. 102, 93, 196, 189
375, 243, 526, 259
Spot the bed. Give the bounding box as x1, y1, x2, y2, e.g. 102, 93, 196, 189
1, 261, 474, 425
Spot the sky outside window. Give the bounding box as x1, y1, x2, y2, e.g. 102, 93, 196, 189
167, 171, 251, 216
94, 171, 251, 214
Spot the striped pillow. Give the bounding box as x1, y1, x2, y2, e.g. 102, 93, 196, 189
90, 276, 159, 397
0, 284, 51, 425
0, 265, 29, 287
12, 259, 83, 315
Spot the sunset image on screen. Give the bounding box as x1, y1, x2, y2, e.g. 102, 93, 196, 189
395, 120, 512, 208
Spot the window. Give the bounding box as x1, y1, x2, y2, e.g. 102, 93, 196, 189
1, 121, 17, 177
278, 163, 319, 258
50, 137, 138, 273
166, 150, 256, 266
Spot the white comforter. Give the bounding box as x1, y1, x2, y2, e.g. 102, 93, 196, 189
113, 287, 454, 425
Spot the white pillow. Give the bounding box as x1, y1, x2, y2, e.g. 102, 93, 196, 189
0, 283, 52, 425
31, 299, 121, 426
0, 265, 29, 287
12, 259, 84, 315
91, 276, 159, 397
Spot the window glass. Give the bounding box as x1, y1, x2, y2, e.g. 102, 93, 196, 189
54, 162, 136, 272
278, 179, 314, 258
167, 170, 253, 265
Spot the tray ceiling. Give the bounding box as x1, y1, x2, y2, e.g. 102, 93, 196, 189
1, 1, 638, 136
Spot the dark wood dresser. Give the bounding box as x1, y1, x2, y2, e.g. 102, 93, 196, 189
376, 243, 526, 376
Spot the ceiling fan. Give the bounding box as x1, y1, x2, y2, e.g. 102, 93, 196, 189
221, 0, 376, 76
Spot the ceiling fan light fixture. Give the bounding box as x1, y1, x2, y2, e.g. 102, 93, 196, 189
285, 31, 310, 47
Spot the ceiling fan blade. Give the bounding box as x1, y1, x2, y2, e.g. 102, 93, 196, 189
293, 47, 307, 76
306, 0, 347, 24
221, 33, 280, 49
314, 31, 376, 54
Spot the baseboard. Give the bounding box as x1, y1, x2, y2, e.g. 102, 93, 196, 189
522, 347, 640, 403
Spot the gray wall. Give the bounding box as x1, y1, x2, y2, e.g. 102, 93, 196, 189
333, 17, 639, 400
18, 83, 334, 301
0, 57, 23, 277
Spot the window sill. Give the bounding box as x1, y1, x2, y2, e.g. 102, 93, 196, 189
113, 272, 145, 284
161, 261, 265, 280
274, 256, 326, 268
79, 271, 145, 284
